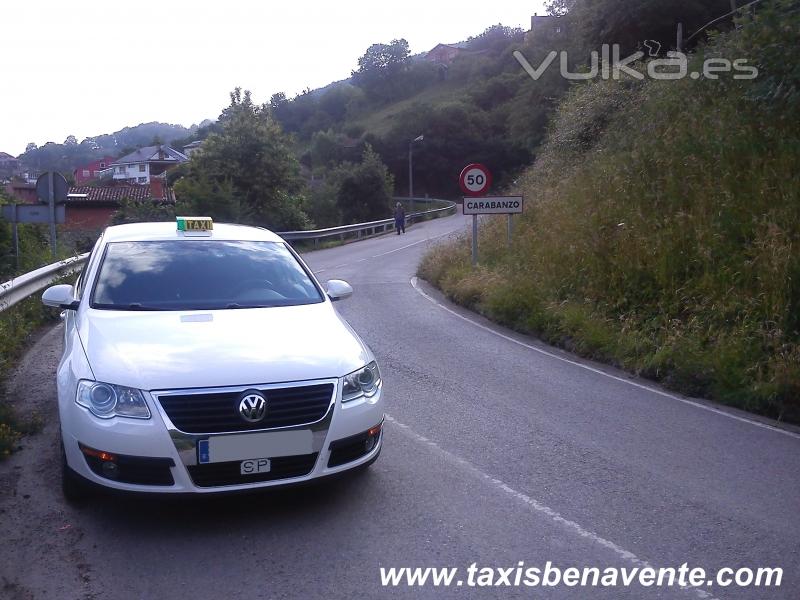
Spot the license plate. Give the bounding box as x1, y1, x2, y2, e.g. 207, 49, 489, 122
241, 458, 271, 475
197, 429, 313, 464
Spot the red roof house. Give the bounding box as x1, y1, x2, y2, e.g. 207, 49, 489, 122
425, 43, 469, 65
64, 184, 170, 231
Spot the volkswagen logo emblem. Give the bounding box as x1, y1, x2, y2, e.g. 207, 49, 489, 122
237, 391, 267, 423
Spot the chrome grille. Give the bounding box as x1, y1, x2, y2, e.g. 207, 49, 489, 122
156, 383, 334, 434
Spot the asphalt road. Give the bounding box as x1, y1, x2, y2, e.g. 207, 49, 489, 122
1, 211, 798, 600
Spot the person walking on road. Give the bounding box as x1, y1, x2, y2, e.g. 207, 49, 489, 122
394, 202, 406, 235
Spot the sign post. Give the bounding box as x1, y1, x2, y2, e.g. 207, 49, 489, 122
1, 203, 67, 266
35, 171, 68, 258
459, 164, 524, 265
48, 172, 56, 258
11, 204, 19, 270
459, 164, 525, 265
459, 163, 492, 266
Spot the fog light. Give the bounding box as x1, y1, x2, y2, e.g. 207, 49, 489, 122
101, 461, 119, 479
364, 422, 382, 453
79, 443, 117, 462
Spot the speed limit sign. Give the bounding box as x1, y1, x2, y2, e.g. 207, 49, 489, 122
459, 163, 492, 196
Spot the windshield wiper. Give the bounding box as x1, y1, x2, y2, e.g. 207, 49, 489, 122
126, 303, 168, 311
225, 302, 273, 309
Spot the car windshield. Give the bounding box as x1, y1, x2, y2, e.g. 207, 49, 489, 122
91, 240, 323, 310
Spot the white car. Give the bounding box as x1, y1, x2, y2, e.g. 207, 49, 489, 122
42, 218, 383, 499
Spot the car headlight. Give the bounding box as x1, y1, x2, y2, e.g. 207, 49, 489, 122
76, 380, 151, 419
341, 361, 381, 403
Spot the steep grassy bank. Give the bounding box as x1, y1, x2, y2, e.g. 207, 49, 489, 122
420, 3, 800, 422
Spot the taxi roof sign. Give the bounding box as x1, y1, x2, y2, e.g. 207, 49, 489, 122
177, 216, 213, 235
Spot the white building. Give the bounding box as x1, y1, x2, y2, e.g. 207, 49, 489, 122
104, 145, 188, 185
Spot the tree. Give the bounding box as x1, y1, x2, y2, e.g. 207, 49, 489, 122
467, 24, 525, 53
331, 145, 394, 224
352, 39, 411, 101
310, 129, 363, 172
25, 143, 37, 153
558, 0, 732, 54
318, 84, 357, 122
64, 135, 78, 146
174, 175, 248, 223
111, 198, 175, 225
174, 88, 310, 231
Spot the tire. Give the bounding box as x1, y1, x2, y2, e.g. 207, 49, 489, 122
61, 440, 90, 504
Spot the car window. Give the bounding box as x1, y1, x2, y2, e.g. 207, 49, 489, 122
76, 237, 104, 299
91, 240, 323, 310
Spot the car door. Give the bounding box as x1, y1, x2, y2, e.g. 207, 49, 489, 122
63, 238, 102, 353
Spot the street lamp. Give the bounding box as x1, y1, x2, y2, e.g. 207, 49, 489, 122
408, 134, 424, 221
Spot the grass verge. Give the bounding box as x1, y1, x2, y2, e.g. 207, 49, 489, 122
0, 297, 58, 457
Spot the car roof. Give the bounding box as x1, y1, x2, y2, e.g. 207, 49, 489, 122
101, 221, 284, 243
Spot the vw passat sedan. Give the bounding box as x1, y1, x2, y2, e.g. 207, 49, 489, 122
42, 217, 383, 499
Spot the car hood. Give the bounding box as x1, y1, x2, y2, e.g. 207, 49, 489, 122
77, 303, 370, 391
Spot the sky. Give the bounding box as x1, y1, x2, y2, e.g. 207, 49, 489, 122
0, 0, 546, 156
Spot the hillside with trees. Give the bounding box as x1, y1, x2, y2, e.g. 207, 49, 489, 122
419, 0, 800, 422
264, 1, 733, 201
18, 121, 205, 175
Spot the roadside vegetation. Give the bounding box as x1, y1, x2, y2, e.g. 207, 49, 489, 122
420, 1, 800, 422
0, 297, 52, 456
0, 189, 71, 457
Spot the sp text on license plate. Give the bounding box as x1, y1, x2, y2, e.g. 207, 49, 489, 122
241, 458, 271, 475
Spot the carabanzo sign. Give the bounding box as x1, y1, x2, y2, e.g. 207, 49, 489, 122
463, 196, 523, 215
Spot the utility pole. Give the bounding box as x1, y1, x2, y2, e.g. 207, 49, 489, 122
408, 134, 424, 221
48, 171, 56, 258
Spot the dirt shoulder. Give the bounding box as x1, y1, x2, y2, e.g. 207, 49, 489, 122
0, 323, 98, 600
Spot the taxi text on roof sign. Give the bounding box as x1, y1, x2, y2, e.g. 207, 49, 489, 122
176, 216, 213, 234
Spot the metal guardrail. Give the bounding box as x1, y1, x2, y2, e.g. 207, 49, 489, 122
0, 254, 89, 312
279, 197, 457, 243
0, 197, 457, 313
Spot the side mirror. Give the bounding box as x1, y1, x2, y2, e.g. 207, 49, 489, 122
42, 284, 79, 310
325, 279, 353, 302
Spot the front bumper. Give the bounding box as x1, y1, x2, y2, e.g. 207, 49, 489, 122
61, 378, 384, 494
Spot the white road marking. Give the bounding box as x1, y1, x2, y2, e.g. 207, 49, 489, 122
410, 277, 800, 441
386, 414, 718, 600
370, 237, 440, 259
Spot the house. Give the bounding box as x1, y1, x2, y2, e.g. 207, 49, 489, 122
73, 156, 116, 185
103, 145, 188, 185
526, 13, 568, 41
4, 180, 37, 203
425, 43, 469, 65
0, 152, 21, 179
182, 140, 203, 157
64, 183, 169, 231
